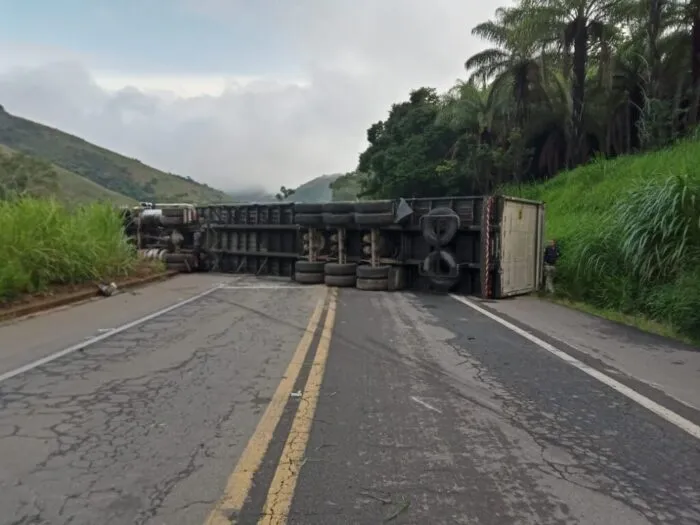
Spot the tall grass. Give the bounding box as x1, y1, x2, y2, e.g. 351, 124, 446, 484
0, 197, 136, 302
506, 139, 700, 340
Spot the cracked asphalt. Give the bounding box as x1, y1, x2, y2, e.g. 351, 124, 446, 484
0, 276, 324, 525
1, 276, 699, 524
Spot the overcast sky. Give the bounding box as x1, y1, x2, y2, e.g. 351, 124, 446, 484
0, 0, 502, 192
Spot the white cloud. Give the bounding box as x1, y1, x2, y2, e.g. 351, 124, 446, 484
0, 1, 500, 193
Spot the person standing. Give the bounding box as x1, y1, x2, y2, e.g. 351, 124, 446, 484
543, 239, 560, 294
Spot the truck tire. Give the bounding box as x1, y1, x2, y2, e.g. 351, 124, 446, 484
421, 207, 459, 246
324, 274, 356, 287
166, 262, 191, 272
296, 261, 326, 273
294, 203, 323, 214
429, 276, 459, 292
356, 265, 390, 279
322, 202, 355, 213
354, 200, 393, 213
295, 272, 324, 284
324, 262, 357, 276
164, 252, 189, 263
356, 278, 388, 291
354, 212, 395, 226
322, 212, 353, 226
295, 213, 323, 226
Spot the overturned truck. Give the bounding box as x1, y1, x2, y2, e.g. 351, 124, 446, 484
122, 196, 545, 298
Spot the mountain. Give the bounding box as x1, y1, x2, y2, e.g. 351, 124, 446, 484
0, 106, 230, 203
288, 174, 342, 202
227, 174, 344, 204
0, 145, 135, 205
226, 187, 276, 202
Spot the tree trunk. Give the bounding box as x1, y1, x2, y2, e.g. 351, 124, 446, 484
690, 0, 700, 125
570, 15, 588, 166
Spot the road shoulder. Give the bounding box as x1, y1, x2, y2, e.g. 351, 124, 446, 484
0, 274, 228, 375
477, 295, 700, 414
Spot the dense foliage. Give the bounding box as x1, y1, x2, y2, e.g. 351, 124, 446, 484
351, 0, 700, 340
356, 0, 700, 197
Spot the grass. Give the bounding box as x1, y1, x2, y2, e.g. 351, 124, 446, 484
0, 197, 139, 302
1, 145, 135, 206
506, 139, 700, 342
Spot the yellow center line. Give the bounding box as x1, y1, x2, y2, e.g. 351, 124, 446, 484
204, 287, 329, 525
258, 287, 338, 525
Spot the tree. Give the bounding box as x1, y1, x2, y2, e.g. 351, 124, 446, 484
275, 186, 296, 201
351, 0, 700, 200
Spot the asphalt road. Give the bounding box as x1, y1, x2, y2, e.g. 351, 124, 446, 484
1, 276, 699, 524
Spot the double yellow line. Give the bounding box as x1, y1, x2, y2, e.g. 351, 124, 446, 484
204, 287, 337, 525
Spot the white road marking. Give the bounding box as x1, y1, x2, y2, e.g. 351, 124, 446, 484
0, 286, 223, 384
410, 396, 442, 414
449, 294, 700, 441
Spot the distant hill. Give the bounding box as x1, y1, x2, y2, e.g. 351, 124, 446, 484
226, 187, 276, 202
226, 174, 344, 204
288, 174, 342, 202
0, 144, 135, 205
0, 106, 230, 203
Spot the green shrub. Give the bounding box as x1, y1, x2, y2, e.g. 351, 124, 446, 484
505, 139, 700, 340
0, 197, 136, 301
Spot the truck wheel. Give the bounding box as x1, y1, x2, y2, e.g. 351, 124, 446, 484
324, 262, 357, 276
354, 200, 394, 213
421, 207, 459, 246
354, 212, 395, 226
295, 272, 324, 284
322, 202, 355, 213
322, 213, 354, 226
295, 213, 323, 226
295, 261, 326, 273
356, 265, 390, 279
294, 203, 323, 214
324, 274, 356, 287
356, 278, 388, 291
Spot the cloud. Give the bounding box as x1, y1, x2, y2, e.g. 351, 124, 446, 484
0, 1, 500, 192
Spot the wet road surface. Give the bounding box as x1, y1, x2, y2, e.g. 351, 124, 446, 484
0, 275, 698, 524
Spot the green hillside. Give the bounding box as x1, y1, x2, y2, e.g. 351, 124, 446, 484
227, 174, 344, 203
288, 174, 341, 202
507, 139, 700, 341
0, 145, 135, 205
0, 107, 229, 203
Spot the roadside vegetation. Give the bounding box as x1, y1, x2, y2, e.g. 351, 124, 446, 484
509, 139, 700, 340
331, 0, 700, 340
0, 196, 138, 303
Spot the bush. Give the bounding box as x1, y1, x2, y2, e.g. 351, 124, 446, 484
0, 197, 136, 301
506, 139, 700, 340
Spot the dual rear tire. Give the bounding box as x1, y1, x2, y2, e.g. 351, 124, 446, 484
294, 260, 391, 291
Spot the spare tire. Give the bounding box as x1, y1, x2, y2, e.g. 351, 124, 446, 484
422, 249, 459, 279
421, 207, 459, 246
